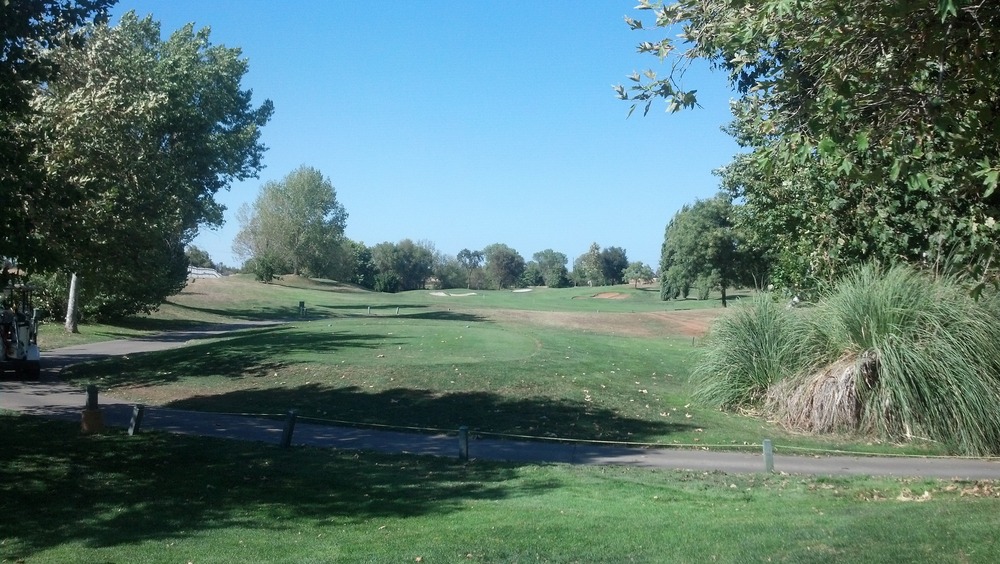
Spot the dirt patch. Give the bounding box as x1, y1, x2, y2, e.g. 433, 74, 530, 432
483, 308, 720, 338
592, 292, 629, 299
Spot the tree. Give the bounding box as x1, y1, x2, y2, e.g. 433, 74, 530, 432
456, 248, 484, 289
599, 246, 629, 285
623, 261, 655, 288
433, 252, 466, 290
234, 165, 347, 278
186, 246, 214, 269
29, 12, 272, 324
532, 249, 571, 288
573, 243, 603, 286
483, 243, 525, 290
344, 240, 377, 289
1, 1, 113, 270
620, 1, 1000, 290
520, 262, 545, 287
660, 195, 752, 307
370, 239, 434, 291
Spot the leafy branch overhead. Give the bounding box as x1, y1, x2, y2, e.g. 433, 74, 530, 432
625, 0, 1000, 288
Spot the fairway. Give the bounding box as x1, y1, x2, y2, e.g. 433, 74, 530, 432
55, 277, 952, 455
11, 276, 1000, 562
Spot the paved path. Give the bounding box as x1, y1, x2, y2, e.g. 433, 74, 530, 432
3, 324, 1000, 480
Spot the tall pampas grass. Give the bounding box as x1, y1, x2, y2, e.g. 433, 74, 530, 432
697, 264, 1000, 456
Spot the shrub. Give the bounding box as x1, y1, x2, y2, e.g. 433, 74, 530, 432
692, 294, 808, 409
760, 264, 1000, 456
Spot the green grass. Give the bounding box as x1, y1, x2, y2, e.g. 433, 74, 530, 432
57, 276, 947, 456
61, 313, 705, 444
2, 416, 999, 563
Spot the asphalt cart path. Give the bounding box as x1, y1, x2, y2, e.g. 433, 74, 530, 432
3, 324, 1000, 480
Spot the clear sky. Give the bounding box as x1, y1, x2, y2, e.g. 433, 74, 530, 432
110, 1, 739, 270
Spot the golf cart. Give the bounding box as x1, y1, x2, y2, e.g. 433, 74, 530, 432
1, 284, 45, 379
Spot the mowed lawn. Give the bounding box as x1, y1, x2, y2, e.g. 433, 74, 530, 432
56, 276, 936, 453
2, 416, 999, 563
9, 276, 1000, 561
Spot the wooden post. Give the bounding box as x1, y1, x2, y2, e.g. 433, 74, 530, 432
85, 384, 99, 410
763, 439, 774, 473
81, 384, 104, 434
280, 409, 298, 448
395, 307, 399, 315
298, 301, 305, 317
367, 306, 371, 315
128, 404, 145, 436
458, 426, 469, 461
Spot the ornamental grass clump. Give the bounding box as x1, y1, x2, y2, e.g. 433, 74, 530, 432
692, 294, 808, 410
764, 264, 1000, 456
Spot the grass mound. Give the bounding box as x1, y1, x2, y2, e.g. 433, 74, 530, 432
697, 264, 1000, 456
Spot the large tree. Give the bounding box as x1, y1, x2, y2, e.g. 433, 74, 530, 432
30, 12, 272, 324
532, 249, 570, 288
620, 0, 1000, 290
483, 243, 525, 290
572, 243, 603, 286
660, 195, 752, 307
623, 261, 655, 288
1, 0, 113, 274
370, 239, 435, 292
234, 165, 347, 277
599, 246, 629, 286
456, 248, 484, 289
432, 252, 466, 290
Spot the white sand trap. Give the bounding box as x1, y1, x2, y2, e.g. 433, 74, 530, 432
512, 288, 533, 293
429, 291, 448, 296
448, 292, 477, 297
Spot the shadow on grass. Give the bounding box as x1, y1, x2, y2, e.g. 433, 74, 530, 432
318, 303, 429, 313
110, 317, 222, 332
0, 416, 543, 558
298, 305, 490, 324
165, 384, 695, 443
163, 299, 306, 321
59, 326, 391, 387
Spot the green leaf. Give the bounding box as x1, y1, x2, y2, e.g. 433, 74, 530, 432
837, 158, 853, 176
890, 159, 902, 182
937, 0, 957, 21
984, 170, 999, 198
855, 131, 869, 153
818, 137, 837, 156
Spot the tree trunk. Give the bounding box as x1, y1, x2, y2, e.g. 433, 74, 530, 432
721, 285, 728, 308
65, 272, 80, 334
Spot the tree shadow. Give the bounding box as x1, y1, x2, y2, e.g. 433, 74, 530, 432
112, 317, 221, 332
162, 300, 308, 321
165, 384, 696, 444
59, 327, 392, 387
400, 310, 491, 323
306, 305, 490, 324
0, 416, 548, 558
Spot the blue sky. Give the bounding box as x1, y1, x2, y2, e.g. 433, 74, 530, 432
111, 1, 739, 269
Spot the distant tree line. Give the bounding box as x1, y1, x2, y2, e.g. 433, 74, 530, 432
232, 172, 656, 292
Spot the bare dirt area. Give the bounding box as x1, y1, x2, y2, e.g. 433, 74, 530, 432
483, 308, 720, 338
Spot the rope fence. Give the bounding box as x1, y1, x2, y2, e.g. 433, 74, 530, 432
79, 385, 1000, 470
128, 404, 1000, 464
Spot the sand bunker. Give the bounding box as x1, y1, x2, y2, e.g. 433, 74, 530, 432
512, 288, 533, 293
429, 291, 477, 297
593, 292, 628, 299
